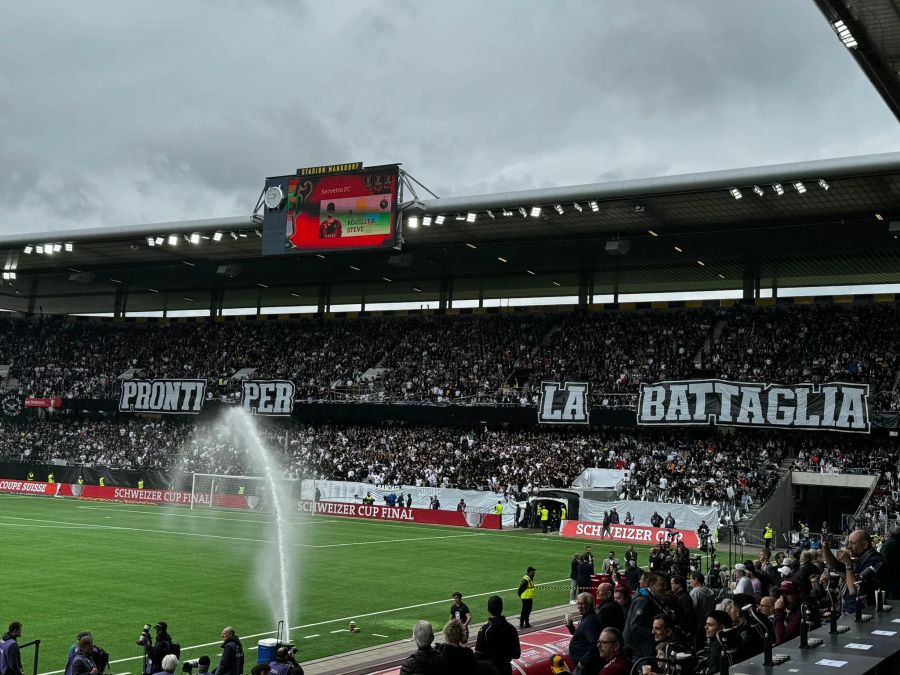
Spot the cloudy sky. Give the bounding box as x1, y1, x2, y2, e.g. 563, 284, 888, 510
1, 0, 899, 236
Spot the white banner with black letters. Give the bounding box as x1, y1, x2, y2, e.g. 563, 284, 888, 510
538, 381, 589, 425
638, 379, 870, 433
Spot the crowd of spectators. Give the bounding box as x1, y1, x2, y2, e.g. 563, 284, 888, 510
6, 415, 895, 518
1, 302, 898, 410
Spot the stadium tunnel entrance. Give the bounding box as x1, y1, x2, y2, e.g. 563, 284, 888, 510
518, 490, 579, 530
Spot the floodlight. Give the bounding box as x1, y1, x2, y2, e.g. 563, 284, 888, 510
530, 206, 542, 217
818, 178, 830, 191
423, 216, 432, 226
729, 188, 742, 200
589, 201, 599, 212
793, 181, 806, 194
213, 231, 223, 241
435, 215, 445, 225
155, 236, 164, 246
466, 212, 477, 223
554, 204, 564, 214
753, 185, 764, 197
408, 216, 419, 229
36, 245, 44, 254
502, 209, 513, 216
189, 233, 201, 244
486, 210, 495, 219
168, 234, 178, 246
773, 183, 784, 196
518, 207, 527, 217
53, 243, 62, 253
65, 242, 73, 252
147, 237, 156, 247
23, 246, 32, 254
573, 202, 583, 212
832, 20, 857, 48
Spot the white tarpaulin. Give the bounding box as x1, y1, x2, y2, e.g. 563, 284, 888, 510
570, 468, 628, 489
579, 498, 719, 532
300, 479, 517, 526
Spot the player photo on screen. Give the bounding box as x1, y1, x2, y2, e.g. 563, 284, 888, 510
318, 195, 392, 240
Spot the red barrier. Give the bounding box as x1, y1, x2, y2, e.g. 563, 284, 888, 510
74, 485, 248, 508
559, 519, 701, 548
0, 479, 58, 495
367, 625, 573, 675
297, 500, 502, 529
0, 480, 249, 509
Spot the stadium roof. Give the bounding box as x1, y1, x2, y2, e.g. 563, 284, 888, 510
1, 152, 899, 315
814, 0, 900, 121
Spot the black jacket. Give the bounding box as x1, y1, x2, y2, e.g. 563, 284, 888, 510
567, 612, 602, 672
475, 617, 521, 675
214, 636, 244, 675
0, 633, 22, 675
436, 643, 478, 674
597, 598, 626, 632
399, 646, 448, 675
71, 651, 97, 675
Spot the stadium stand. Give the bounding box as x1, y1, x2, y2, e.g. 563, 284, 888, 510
3, 303, 899, 410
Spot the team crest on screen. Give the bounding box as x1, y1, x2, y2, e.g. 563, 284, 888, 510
538, 381, 589, 425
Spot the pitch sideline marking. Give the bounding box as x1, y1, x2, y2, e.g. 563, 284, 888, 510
36, 577, 570, 675
0, 514, 486, 548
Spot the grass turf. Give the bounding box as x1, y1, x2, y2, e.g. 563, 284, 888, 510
1, 494, 659, 674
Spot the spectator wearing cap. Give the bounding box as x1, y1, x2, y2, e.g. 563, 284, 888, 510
773, 579, 817, 644
733, 564, 753, 596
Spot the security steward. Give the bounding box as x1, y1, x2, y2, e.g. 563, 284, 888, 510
495, 501, 504, 528
763, 524, 775, 550
541, 506, 550, 534
518, 567, 537, 629
214, 627, 244, 675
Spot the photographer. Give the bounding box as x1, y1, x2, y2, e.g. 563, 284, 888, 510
601, 552, 619, 575
144, 623, 177, 675
71, 635, 99, 675
268, 647, 303, 675
65, 631, 110, 675
213, 627, 243, 675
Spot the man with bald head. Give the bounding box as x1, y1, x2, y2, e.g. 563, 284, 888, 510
822, 529, 885, 615
596, 582, 625, 632
214, 627, 244, 675
565, 593, 602, 675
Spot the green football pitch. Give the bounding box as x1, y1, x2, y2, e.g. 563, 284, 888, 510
1, 494, 658, 674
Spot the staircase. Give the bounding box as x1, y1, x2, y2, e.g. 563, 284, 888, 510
693, 318, 727, 369
738, 457, 794, 525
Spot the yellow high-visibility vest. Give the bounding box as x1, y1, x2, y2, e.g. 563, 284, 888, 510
520, 575, 536, 600
764, 527, 774, 540
540, 508, 549, 521
99, 477, 105, 487
561, 507, 567, 520
495, 503, 503, 515
138, 480, 144, 490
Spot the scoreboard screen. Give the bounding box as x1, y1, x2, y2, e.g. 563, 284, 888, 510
261, 163, 400, 255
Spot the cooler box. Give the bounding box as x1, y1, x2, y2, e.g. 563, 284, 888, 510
257, 638, 278, 664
